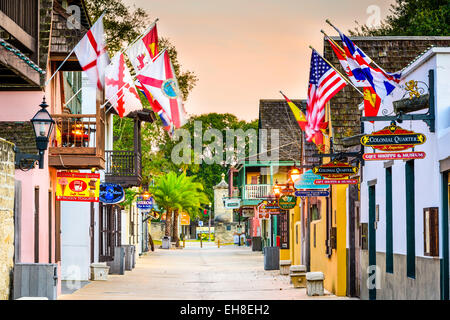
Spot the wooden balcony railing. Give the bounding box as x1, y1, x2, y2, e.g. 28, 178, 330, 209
244, 184, 272, 200
48, 112, 105, 169
104, 150, 142, 187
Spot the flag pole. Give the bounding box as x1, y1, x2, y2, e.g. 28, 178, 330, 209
321, 29, 345, 55
325, 19, 401, 80
309, 45, 364, 96
44, 12, 107, 87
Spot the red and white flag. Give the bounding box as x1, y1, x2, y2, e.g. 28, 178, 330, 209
126, 23, 159, 72
136, 50, 187, 129
73, 14, 109, 90
105, 53, 142, 118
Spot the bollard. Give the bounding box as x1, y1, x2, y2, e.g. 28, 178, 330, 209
183, 239, 185, 248
218, 240, 221, 248
200, 237, 202, 248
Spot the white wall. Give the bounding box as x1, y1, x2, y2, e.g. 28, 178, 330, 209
360, 50, 449, 258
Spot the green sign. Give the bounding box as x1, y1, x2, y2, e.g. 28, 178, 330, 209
278, 195, 297, 210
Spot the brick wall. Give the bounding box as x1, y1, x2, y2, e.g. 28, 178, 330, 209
0, 138, 15, 300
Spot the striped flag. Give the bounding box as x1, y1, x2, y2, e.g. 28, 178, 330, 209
280, 92, 307, 131
306, 50, 346, 143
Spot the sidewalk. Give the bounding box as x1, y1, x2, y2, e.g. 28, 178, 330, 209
59, 246, 354, 300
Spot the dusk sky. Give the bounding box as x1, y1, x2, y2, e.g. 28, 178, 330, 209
125, 0, 394, 122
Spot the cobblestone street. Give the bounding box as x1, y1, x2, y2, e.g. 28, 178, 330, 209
59, 244, 352, 300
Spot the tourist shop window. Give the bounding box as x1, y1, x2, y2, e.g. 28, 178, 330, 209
423, 207, 439, 257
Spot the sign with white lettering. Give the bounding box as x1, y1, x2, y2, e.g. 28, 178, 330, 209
295, 190, 330, 197
363, 151, 426, 161
313, 161, 359, 179
294, 170, 330, 189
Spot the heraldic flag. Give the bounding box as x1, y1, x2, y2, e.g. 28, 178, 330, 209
73, 14, 109, 90
136, 50, 187, 129
126, 23, 159, 72
105, 53, 142, 118
280, 92, 307, 131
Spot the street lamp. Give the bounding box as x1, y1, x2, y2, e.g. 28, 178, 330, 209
272, 180, 282, 198
288, 167, 302, 183
15, 97, 55, 170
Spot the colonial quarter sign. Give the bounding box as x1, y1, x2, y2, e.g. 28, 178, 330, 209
313, 160, 358, 179
360, 123, 426, 151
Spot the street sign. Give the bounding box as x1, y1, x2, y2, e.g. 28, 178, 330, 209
99, 183, 124, 204
198, 220, 203, 227
294, 170, 330, 189
180, 212, 190, 226
136, 197, 154, 210
363, 151, 426, 161
313, 161, 358, 179
360, 123, 426, 151
56, 172, 100, 202
295, 190, 330, 197
224, 198, 241, 209
315, 179, 358, 185
278, 195, 297, 210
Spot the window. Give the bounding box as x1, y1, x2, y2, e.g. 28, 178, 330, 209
310, 201, 321, 221
423, 207, 439, 257
405, 160, 416, 278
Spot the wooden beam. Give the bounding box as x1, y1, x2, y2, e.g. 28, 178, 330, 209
48, 154, 105, 169
0, 10, 36, 52
0, 45, 40, 86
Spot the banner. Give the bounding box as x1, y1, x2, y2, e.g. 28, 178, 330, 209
180, 212, 190, 226
56, 172, 100, 202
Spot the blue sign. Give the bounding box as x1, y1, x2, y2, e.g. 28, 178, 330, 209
99, 183, 125, 204
136, 196, 154, 210
294, 170, 330, 189
295, 190, 330, 197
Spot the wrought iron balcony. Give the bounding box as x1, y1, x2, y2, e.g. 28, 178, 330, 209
104, 150, 142, 187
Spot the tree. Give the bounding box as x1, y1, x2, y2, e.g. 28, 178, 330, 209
350, 0, 450, 36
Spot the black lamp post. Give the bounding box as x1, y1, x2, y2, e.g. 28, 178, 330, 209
15, 97, 55, 170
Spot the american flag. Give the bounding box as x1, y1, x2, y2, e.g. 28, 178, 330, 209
306, 50, 346, 142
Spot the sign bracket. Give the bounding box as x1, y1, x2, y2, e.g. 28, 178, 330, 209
360, 69, 435, 132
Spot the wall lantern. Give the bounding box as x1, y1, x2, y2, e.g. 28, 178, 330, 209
288, 167, 302, 183
15, 97, 55, 170
272, 180, 282, 198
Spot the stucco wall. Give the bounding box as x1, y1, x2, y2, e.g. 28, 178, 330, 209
0, 138, 15, 300
150, 222, 165, 241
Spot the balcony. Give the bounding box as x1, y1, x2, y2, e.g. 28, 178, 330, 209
243, 184, 272, 200
104, 150, 142, 187
48, 113, 105, 169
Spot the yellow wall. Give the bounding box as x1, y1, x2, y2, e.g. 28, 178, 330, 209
308, 185, 347, 296
288, 205, 302, 265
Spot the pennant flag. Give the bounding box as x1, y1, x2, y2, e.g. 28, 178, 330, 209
281, 92, 307, 131
363, 86, 381, 121
306, 50, 346, 144
336, 28, 402, 101
73, 14, 109, 90
105, 53, 142, 118
136, 50, 187, 129
126, 24, 159, 72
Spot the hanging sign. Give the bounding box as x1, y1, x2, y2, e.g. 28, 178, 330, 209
180, 212, 190, 226
136, 196, 154, 210
360, 123, 426, 151
313, 161, 359, 179
294, 170, 329, 189
56, 172, 100, 202
241, 207, 255, 218
147, 211, 160, 220
99, 183, 124, 204
278, 195, 297, 210
362, 151, 426, 161
315, 179, 359, 185
295, 190, 330, 197
224, 198, 241, 209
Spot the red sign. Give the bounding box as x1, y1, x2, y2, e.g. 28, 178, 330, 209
360, 124, 426, 151
315, 179, 359, 185
363, 151, 426, 161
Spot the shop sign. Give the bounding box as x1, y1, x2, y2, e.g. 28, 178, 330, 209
314, 179, 358, 185
99, 183, 124, 204
313, 160, 358, 179
56, 171, 100, 202
241, 207, 255, 218
363, 151, 426, 161
294, 170, 330, 189
147, 211, 160, 220
224, 198, 241, 209
180, 212, 190, 226
295, 190, 330, 197
136, 196, 154, 210
360, 123, 426, 151
278, 195, 297, 210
